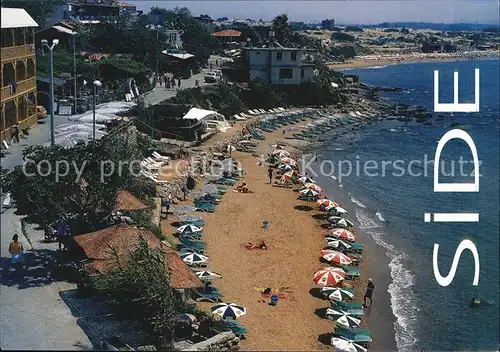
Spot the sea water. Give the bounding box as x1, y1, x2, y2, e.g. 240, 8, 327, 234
319, 60, 499, 351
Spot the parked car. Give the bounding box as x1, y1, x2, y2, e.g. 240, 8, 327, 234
204, 72, 219, 83
212, 69, 223, 80
37, 105, 48, 119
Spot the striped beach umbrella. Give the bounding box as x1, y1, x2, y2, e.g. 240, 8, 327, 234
327, 229, 356, 242
272, 149, 290, 157
280, 157, 296, 165
278, 164, 294, 171
326, 206, 348, 215
303, 183, 323, 193
320, 250, 353, 265
331, 336, 367, 352
321, 287, 354, 302
318, 199, 341, 208
313, 267, 346, 286
194, 270, 222, 281
177, 224, 203, 235
298, 176, 316, 184
210, 303, 247, 319
282, 173, 293, 182
325, 238, 353, 250
179, 252, 209, 265
299, 188, 319, 197
326, 308, 361, 328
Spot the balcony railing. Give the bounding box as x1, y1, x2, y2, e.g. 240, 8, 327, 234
1, 44, 36, 62
1, 77, 37, 101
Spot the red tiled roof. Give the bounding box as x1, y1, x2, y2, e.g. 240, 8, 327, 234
76, 224, 202, 289
118, 1, 135, 7
115, 190, 149, 211
211, 29, 242, 37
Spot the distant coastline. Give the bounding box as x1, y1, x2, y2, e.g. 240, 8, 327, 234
328, 50, 499, 70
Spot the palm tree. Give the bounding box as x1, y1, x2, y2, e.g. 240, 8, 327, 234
272, 14, 291, 45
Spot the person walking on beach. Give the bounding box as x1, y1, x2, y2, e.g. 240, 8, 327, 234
12, 122, 20, 143
181, 185, 187, 200
363, 278, 375, 307
268, 167, 274, 184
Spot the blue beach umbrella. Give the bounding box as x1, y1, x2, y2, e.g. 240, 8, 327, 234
177, 224, 203, 235
210, 303, 247, 319
194, 270, 222, 281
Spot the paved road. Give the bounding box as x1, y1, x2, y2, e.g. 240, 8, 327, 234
143, 69, 212, 107
0, 208, 93, 350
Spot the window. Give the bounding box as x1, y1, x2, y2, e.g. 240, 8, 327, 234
301, 68, 304, 78
291, 51, 297, 61
256, 51, 261, 55
276, 52, 283, 61
279, 68, 293, 79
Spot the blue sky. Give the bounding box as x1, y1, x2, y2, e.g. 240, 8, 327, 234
131, 1, 500, 24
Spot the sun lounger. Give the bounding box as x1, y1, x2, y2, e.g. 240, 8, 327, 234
226, 322, 248, 339
177, 244, 205, 254
177, 219, 205, 227
152, 151, 171, 163
141, 170, 169, 184
334, 266, 360, 278
332, 301, 364, 316
334, 326, 372, 344
194, 203, 216, 212
144, 157, 168, 167
193, 289, 224, 302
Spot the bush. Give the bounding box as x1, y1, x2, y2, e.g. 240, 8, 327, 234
331, 32, 356, 42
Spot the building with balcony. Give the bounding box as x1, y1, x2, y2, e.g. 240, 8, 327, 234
45, 0, 120, 26
244, 47, 314, 85
165, 29, 184, 49
1, 7, 39, 142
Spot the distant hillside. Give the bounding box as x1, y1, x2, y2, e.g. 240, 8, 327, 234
359, 22, 494, 31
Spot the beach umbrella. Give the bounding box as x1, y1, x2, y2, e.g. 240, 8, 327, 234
179, 252, 209, 265
321, 287, 355, 302
303, 183, 323, 193
177, 224, 202, 235
331, 336, 367, 352
299, 188, 319, 197
329, 217, 354, 229
283, 170, 294, 177
318, 199, 340, 208
327, 229, 357, 242
326, 309, 361, 328
325, 238, 353, 250
271, 144, 286, 149
298, 176, 316, 184
272, 149, 290, 157
210, 303, 247, 319
194, 270, 222, 281
327, 206, 348, 215
313, 267, 346, 286
280, 157, 297, 165
278, 164, 294, 171
321, 250, 353, 265
281, 173, 293, 182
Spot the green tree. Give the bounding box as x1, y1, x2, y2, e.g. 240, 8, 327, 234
91, 237, 186, 348
6, 134, 143, 235
272, 14, 292, 45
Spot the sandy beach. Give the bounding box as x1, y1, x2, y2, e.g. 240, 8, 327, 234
162, 115, 395, 350
329, 51, 498, 70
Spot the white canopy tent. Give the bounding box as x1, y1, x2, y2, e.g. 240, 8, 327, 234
182, 107, 225, 121
161, 51, 195, 60
1, 8, 39, 28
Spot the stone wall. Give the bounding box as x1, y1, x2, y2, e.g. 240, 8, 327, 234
181, 332, 239, 351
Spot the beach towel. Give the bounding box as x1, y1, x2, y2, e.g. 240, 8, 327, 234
254, 287, 291, 299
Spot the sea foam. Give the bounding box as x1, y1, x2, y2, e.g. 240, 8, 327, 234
355, 209, 380, 229
367, 231, 418, 352
375, 211, 386, 222
350, 196, 366, 208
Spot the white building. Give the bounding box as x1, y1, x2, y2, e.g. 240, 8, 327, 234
164, 29, 183, 49
244, 47, 314, 85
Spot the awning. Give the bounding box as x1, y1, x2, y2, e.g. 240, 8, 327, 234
211, 29, 242, 37
1, 7, 39, 28
161, 50, 195, 60
37, 75, 67, 87
182, 107, 223, 121
52, 25, 76, 35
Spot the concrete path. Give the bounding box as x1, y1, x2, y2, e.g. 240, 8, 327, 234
0, 208, 93, 350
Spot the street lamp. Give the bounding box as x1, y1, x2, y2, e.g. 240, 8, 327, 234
155, 25, 162, 85
41, 38, 59, 146
92, 80, 102, 140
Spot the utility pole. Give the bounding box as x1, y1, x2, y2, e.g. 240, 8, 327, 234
92, 80, 102, 140
73, 34, 77, 114
41, 39, 59, 146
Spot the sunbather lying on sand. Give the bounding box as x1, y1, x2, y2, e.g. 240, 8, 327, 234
234, 182, 253, 193
245, 240, 268, 250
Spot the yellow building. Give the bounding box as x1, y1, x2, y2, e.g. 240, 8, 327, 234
1, 7, 39, 142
